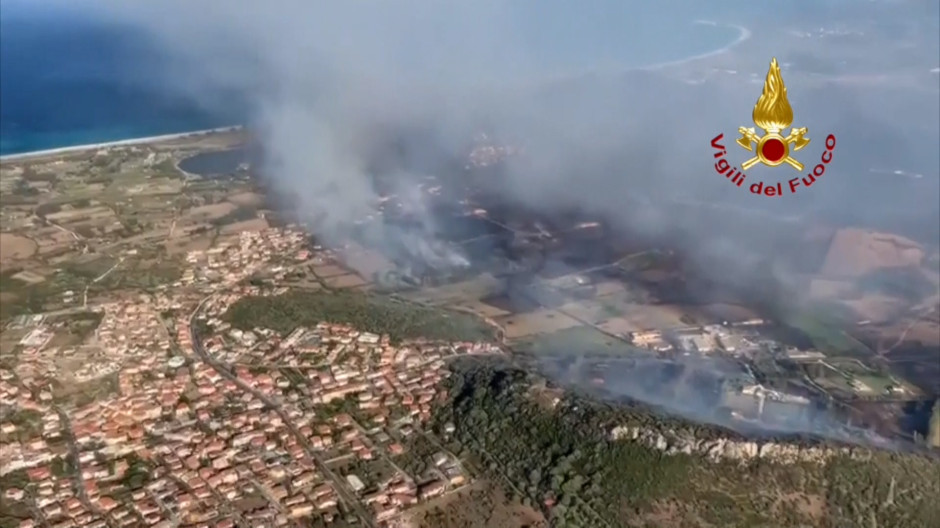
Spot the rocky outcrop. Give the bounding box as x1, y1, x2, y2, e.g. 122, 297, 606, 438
610, 425, 871, 465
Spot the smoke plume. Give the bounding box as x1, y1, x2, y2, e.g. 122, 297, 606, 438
28, 0, 939, 441
64, 0, 938, 246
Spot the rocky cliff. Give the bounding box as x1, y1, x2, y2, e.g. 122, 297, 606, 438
610, 424, 871, 465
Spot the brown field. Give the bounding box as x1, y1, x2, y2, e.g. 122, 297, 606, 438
220, 218, 268, 235
453, 299, 513, 319
11, 270, 46, 285
405, 275, 504, 306
83, 183, 108, 193
227, 192, 265, 207
596, 316, 642, 335
841, 295, 909, 324
185, 202, 237, 221
901, 319, 940, 346
636, 269, 679, 283
123, 181, 182, 195
695, 303, 762, 323
185, 235, 215, 252
808, 278, 855, 299
557, 300, 609, 325
0, 233, 37, 262
312, 264, 350, 278
339, 243, 397, 280
497, 308, 582, 339
862, 312, 940, 350
0, 292, 19, 305
292, 280, 324, 291
406, 482, 546, 528
324, 273, 368, 289
594, 280, 629, 297
172, 223, 213, 240
45, 206, 115, 223
596, 303, 686, 333
165, 235, 214, 255
820, 228, 925, 278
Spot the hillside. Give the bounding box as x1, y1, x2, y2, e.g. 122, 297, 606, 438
428, 361, 940, 528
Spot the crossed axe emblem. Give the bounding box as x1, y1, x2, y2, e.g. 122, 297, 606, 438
736, 126, 810, 171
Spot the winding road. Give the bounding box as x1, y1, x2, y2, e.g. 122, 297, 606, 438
186, 298, 377, 528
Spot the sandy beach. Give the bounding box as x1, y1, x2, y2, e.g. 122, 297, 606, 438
539, 21, 751, 84
0, 22, 750, 165
642, 21, 751, 71
0, 125, 243, 163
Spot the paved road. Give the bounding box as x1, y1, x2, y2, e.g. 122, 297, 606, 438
25, 489, 52, 528
187, 302, 377, 528
53, 405, 118, 528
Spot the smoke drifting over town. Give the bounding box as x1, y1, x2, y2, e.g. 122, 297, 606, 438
63, 0, 938, 442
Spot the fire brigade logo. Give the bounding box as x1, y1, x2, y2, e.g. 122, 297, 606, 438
710, 57, 837, 197
736, 57, 809, 171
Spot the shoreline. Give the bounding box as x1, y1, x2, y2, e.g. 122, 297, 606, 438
0, 22, 750, 164
0, 125, 244, 163
641, 21, 751, 71
539, 21, 751, 84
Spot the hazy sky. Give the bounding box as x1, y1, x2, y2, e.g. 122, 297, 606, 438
5, 0, 936, 444
6, 0, 938, 244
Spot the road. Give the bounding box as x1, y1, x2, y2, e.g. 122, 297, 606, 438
46, 219, 82, 242
53, 405, 118, 528
186, 300, 377, 528
83, 256, 124, 307
248, 475, 293, 524
147, 487, 181, 528
346, 414, 414, 485
25, 489, 52, 528
165, 472, 230, 527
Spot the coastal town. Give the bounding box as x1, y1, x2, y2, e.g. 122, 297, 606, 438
2, 221, 924, 528
1, 226, 500, 528
4, 2, 940, 524
1, 123, 937, 527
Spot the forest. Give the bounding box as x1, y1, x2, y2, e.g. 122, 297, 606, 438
429, 361, 940, 528
223, 289, 496, 344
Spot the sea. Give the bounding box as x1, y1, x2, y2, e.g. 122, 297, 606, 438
0, 1, 754, 157
0, 6, 244, 156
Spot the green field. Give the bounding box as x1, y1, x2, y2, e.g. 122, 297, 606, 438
784, 305, 871, 357
810, 359, 897, 396
223, 289, 496, 344
433, 363, 940, 528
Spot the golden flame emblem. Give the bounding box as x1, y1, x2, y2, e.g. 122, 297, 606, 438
753, 58, 793, 133
736, 58, 810, 171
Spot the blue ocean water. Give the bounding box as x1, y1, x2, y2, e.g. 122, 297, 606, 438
0, 10, 241, 156
0, 3, 750, 157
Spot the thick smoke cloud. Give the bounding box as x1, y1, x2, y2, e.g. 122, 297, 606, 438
73, 0, 939, 248
51, 0, 939, 441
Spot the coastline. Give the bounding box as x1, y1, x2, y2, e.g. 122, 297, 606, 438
641, 21, 751, 71
0, 125, 244, 163
1, 22, 750, 164
542, 21, 751, 84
